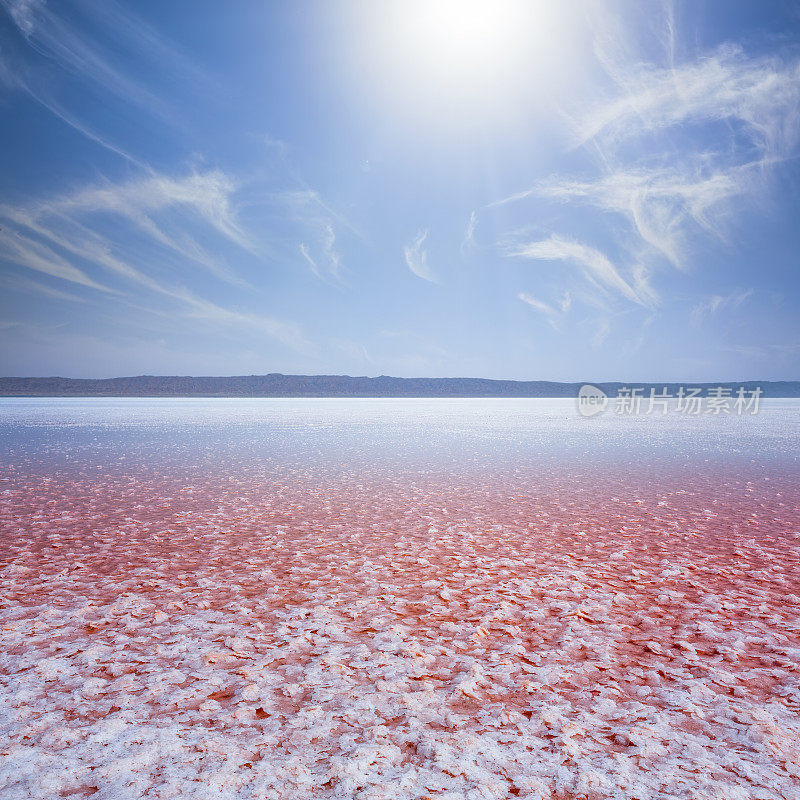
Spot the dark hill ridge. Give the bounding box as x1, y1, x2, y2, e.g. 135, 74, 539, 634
0, 374, 798, 397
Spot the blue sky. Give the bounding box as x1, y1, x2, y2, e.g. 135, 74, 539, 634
0, 0, 798, 381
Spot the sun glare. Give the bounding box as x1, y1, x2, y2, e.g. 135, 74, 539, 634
353, 0, 570, 133
407, 0, 528, 81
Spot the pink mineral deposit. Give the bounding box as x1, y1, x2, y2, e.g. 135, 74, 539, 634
1, 451, 799, 799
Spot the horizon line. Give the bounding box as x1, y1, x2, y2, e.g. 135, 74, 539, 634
0, 374, 797, 384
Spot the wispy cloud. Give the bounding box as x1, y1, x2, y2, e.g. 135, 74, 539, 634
518, 291, 572, 328
2, 205, 191, 296
0, 225, 114, 292
0, 0, 206, 122
170, 289, 311, 352
297, 224, 341, 283
404, 230, 439, 284
508, 234, 652, 306
1, 3, 359, 303
0, 170, 254, 290
52, 171, 252, 249
1, 272, 88, 303
276, 191, 349, 282
577, 45, 800, 161
692, 288, 752, 323
298, 243, 320, 278
0, 49, 145, 166
0, 169, 311, 351
278, 188, 362, 241
462, 210, 478, 251
491, 9, 800, 328
494, 164, 750, 269
518, 292, 559, 329
321, 225, 342, 278
0, 0, 212, 165
5, 0, 39, 35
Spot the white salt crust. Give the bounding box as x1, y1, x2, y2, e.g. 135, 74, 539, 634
1, 471, 799, 799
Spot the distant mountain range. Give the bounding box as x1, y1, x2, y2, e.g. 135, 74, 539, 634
1, 374, 799, 397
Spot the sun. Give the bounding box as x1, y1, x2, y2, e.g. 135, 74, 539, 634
348, 0, 569, 134
401, 0, 530, 84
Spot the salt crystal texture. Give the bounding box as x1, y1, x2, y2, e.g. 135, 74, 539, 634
1, 413, 800, 799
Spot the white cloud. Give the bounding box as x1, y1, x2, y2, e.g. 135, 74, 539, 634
299, 243, 320, 278
1, 272, 88, 303
276, 191, 349, 282
631, 264, 659, 308
49, 171, 254, 256
692, 288, 752, 323
0, 0, 205, 123
518, 292, 558, 318
5, 0, 40, 35
1, 204, 194, 296
518, 291, 574, 332
0, 226, 114, 293
0, 0, 213, 166
462, 211, 478, 251
0, 170, 310, 352
404, 230, 439, 284
496, 165, 749, 269
297, 229, 342, 283
508, 234, 652, 306
0, 170, 254, 292
491, 11, 799, 326
321, 224, 342, 279
278, 188, 362, 241
0, 44, 145, 165
577, 46, 800, 161
171, 290, 311, 352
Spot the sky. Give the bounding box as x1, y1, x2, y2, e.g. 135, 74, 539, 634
0, 0, 798, 382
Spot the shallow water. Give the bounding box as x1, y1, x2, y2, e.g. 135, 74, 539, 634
1, 399, 799, 799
